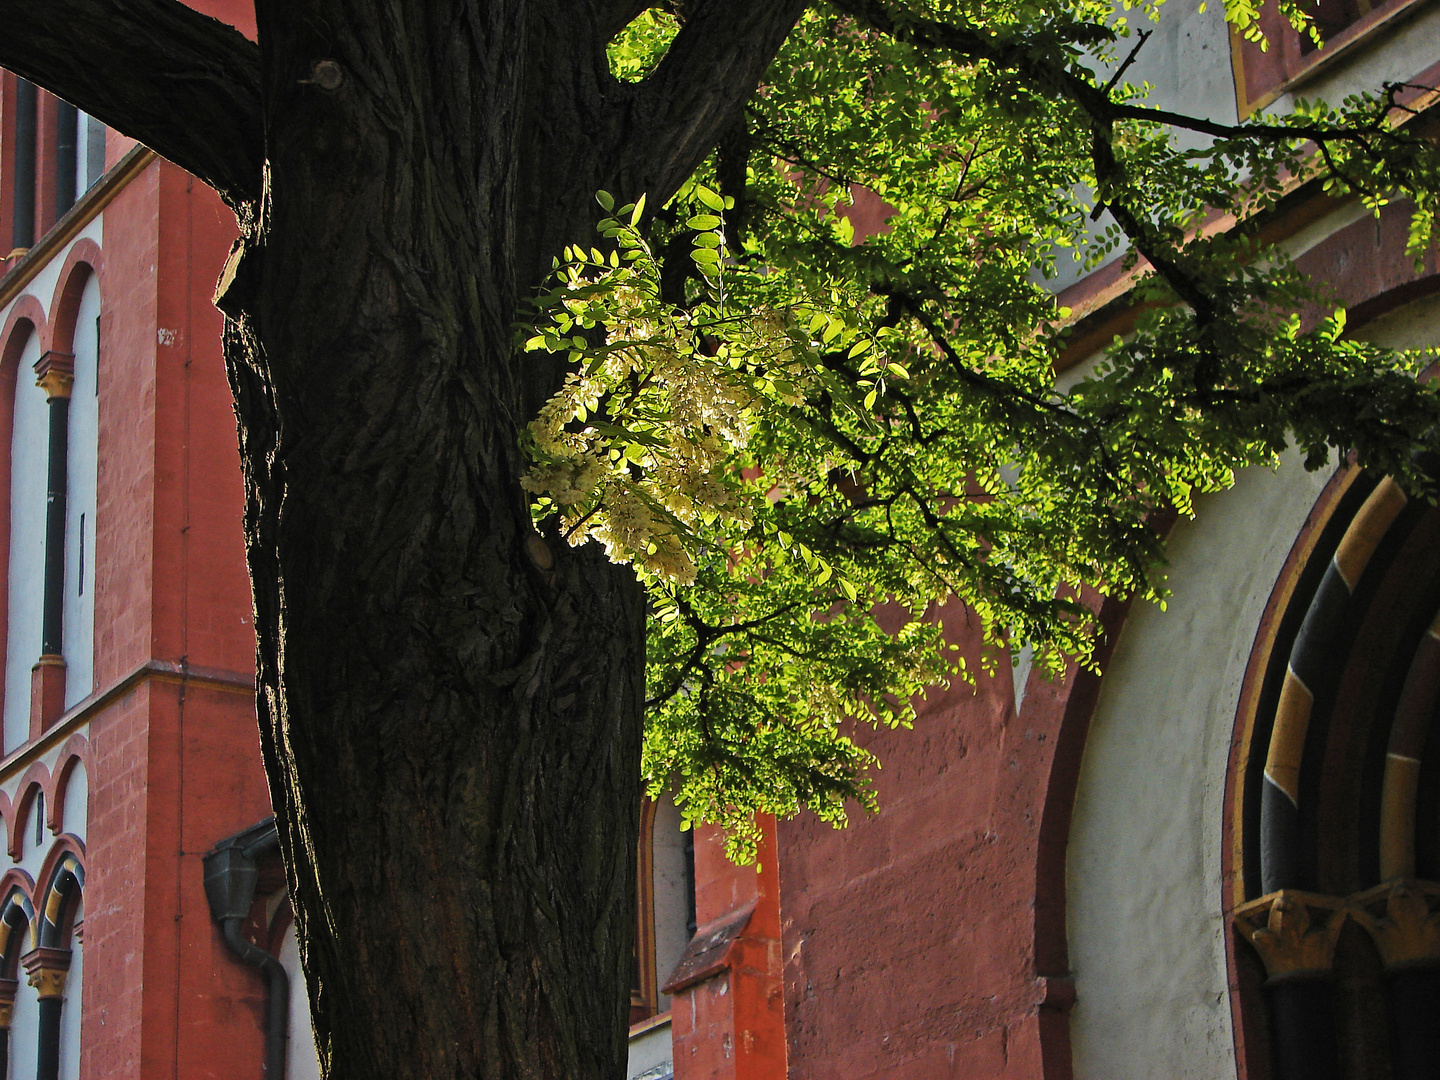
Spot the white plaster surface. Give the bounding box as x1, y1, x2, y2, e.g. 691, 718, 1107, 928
62, 273, 100, 708
279, 921, 322, 1080
627, 1016, 673, 1080
1047, 2, 1239, 293
1351, 290, 1440, 350
1115, 2, 1239, 125
6, 329, 47, 754
16, 791, 50, 883
60, 759, 86, 843
1066, 450, 1332, 1080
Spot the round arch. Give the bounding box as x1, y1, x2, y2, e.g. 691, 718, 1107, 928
7, 766, 52, 862
48, 735, 91, 837
1225, 466, 1440, 1079
0, 873, 36, 977
42, 240, 102, 360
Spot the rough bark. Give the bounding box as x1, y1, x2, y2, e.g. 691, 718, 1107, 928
0, 1, 804, 1077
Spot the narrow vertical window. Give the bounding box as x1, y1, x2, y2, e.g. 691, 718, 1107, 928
55, 101, 78, 217
34, 792, 44, 846
84, 115, 106, 190
12, 79, 38, 250
77, 514, 84, 597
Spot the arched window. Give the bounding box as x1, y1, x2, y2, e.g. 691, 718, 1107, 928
1231, 474, 1440, 1080
26, 854, 83, 1080
632, 794, 695, 1024
0, 885, 36, 1080
3, 322, 46, 753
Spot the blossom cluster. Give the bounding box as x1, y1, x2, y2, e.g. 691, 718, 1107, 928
521, 195, 798, 584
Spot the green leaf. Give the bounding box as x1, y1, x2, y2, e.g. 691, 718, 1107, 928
696, 186, 725, 211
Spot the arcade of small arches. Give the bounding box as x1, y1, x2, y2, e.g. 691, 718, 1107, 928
0, 220, 101, 1080
0, 740, 87, 1080
0, 236, 103, 756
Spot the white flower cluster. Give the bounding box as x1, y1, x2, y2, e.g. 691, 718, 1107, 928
522, 216, 800, 584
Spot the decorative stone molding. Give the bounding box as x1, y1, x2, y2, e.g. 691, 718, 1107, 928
21, 946, 71, 1000
32, 351, 73, 399
1349, 879, 1440, 972
1233, 890, 1347, 981
0, 976, 17, 1027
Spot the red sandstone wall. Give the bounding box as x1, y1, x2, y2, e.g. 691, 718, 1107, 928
79, 156, 273, 1080
777, 613, 1086, 1080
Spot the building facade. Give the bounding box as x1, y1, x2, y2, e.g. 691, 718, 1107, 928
0, 3, 323, 1078
0, 2, 1434, 1080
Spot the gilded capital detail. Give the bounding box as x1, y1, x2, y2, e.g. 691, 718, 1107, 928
1233, 890, 1347, 981
21, 946, 71, 1000
1349, 879, 1440, 971
33, 351, 74, 400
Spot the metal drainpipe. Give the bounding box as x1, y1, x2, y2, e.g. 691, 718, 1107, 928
203, 818, 289, 1080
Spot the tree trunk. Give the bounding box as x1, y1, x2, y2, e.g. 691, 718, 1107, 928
222, 6, 654, 1078
0, 0, 805, 1075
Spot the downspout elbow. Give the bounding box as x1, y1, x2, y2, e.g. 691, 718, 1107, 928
219, 917, 289, 1080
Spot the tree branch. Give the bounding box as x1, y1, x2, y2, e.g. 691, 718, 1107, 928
614, 0, 807, 208
0, 0, 263, 206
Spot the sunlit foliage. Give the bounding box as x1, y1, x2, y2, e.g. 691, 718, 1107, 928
526, 0, 1440, 856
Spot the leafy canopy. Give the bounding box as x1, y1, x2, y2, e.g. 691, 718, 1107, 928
523, 0, 1440, 856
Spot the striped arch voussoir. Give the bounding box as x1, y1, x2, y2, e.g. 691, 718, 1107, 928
34, 841, 83, 949
0, 872, 36, 972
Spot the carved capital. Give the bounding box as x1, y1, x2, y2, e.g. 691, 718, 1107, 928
22, 946, 71, 999
1234, 890, 1347, 981
33, 351, 74, 399
1350, 879, 1440, 972
0, 976, 17, 1028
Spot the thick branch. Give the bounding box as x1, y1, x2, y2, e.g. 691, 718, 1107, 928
0, 0, 262, 206
615, 0, 807, 207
